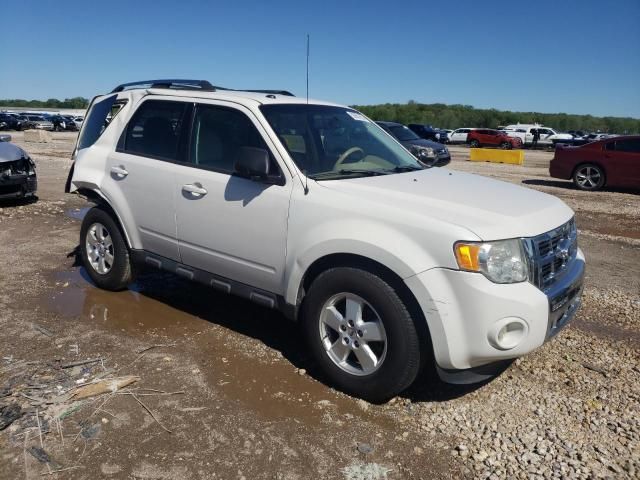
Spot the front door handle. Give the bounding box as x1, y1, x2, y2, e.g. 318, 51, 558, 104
182, 183, 208, 197
110, 165, 128, 177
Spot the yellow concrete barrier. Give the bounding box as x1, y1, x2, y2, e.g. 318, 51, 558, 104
469, 148, 524, 165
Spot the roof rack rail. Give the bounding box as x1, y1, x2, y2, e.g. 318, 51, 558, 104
111, 79, 216, 93
242, 89, 295, 97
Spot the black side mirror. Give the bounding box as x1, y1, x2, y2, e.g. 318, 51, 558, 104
234, 146, 269, 180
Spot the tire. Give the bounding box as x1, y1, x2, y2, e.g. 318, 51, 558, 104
301, 267, 421, 402
500, 141, 512, 150
573, 163, 605, 191
469, 139, 480, 148
80, 206, 134, 291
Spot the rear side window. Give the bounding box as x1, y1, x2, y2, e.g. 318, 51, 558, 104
119, 100, 189, 161
77, 95, 120, 150
614, 139, 640, 153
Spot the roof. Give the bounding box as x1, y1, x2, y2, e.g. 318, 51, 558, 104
107, 79, 344, 108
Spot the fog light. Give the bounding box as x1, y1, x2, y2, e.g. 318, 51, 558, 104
488, 318, 528, 350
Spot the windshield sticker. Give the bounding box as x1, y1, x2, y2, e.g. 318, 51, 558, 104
346, 111, 369, 122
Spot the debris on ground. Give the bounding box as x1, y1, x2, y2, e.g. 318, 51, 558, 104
71, 375, 139, 400
0, 403, 22, 430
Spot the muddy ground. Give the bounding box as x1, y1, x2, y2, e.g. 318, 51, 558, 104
0, 133, 638, 479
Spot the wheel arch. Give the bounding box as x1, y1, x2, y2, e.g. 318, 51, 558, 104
294, 253, 433, 359
75, 187, 133, 248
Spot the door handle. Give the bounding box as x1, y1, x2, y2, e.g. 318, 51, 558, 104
182, 183, 208, 197
110, 165, 128, 177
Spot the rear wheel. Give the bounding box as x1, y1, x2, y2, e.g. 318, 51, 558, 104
80, 206, 134, 291
573, 163, 605, 191
469, 139, 480, 148
301, 267, 421, 402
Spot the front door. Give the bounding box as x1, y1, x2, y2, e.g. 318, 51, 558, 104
174, 102, 292, 294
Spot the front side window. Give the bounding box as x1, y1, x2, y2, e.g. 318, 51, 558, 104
119, 100, 189, 161
260, 104, 423, 179
189, 104, 280, 176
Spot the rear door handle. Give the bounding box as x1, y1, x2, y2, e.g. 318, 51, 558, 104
182, 183, 208, 197
110, 165, 128, 177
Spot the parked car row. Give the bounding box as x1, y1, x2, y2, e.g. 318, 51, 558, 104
0, 112, 84, 132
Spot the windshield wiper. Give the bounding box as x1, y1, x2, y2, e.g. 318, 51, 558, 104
309, 169, 390, 179
388, 165, 424, 172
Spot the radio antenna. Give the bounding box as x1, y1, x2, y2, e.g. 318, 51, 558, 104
303, 33, 310, 194
306, 34, 310, 104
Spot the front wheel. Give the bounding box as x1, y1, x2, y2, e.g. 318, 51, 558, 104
573, 163, 605, 191
80, 206, 134, 291
500, 141, 512, 150
469, 139, 480, 148
301, 267, 421, 402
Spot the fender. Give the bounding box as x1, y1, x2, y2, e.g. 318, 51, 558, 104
283, 219, 444, 306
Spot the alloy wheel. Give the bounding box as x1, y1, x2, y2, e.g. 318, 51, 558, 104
318, 293, 387, 376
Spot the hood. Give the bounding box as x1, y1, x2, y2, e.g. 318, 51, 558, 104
321, 168, 573, 240
0, 142, 28, 163
403, 138, 445, 149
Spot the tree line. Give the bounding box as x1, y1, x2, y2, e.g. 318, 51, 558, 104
0, 97, 89, 109
352, 101, 640, 134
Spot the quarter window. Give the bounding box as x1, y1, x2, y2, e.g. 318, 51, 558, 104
119, 100, 189, 161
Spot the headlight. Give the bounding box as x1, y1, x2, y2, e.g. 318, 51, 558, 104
411, 145, 436, 159
454, 239, 528, 283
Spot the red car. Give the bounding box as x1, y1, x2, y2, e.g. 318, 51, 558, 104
550, 136, 640, 191
467, 129, 522, 149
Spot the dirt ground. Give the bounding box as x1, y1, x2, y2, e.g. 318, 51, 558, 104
1, 133, 638, 479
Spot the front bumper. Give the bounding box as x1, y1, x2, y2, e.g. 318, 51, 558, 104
0, 174, 38, 199
404, 248, 585, 373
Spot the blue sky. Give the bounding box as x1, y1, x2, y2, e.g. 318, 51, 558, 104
3, 0, 639, 117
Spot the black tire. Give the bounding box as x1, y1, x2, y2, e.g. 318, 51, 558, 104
301, 267, 421, 403
469, 139, 480, 148
500, 141, 512, 150
573, 163, 605, 191
80, 206, 134, 291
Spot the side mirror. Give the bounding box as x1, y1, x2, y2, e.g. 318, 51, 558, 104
0, 133, 12, 143
234, 146, 270, 180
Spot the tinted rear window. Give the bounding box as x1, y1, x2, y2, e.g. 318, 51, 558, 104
118, 100, 189, 161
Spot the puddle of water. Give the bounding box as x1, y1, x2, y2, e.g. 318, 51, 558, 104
64, 207, 90, 221
46, 268, 378, 425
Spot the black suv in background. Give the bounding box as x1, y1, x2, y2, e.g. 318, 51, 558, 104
408, 123, 443, 142
377, 121, 450, 166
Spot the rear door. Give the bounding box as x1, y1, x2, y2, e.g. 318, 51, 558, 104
105, 98, 191, 261
173, 101, 292, 294
605, 139, 640, 187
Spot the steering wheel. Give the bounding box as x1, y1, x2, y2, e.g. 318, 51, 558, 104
334, 147, 364, 169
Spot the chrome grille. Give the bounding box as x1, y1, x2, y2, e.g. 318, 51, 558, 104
527, 218, 578, 291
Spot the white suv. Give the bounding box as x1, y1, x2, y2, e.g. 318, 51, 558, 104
66, 80, 585, 401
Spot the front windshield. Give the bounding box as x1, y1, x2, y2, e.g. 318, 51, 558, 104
260, 105, 423, 179
388, 125, 420, 141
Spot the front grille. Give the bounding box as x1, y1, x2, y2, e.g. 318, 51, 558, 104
527, 218, 578, 291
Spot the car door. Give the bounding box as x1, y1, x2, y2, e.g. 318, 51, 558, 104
538, 128, 553, 146
604, 139, 640, 187
105, 98, 190, 261
173, 101, 292, 294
